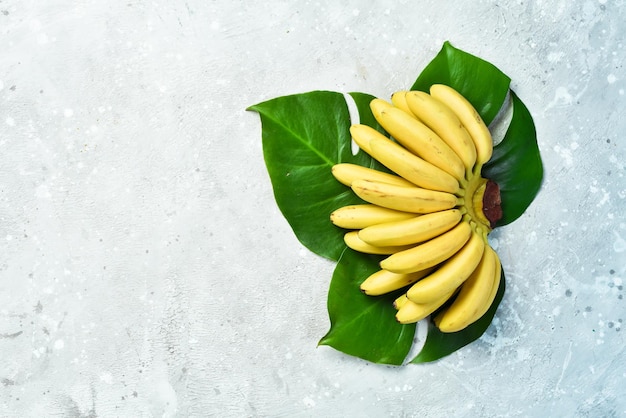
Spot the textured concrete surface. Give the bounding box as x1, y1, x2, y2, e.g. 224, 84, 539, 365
0, 1, 624, 417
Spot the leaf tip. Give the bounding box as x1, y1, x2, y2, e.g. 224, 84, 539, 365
317, 336, 330, 347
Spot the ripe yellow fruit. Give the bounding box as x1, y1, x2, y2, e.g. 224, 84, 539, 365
331, 87, 503, 333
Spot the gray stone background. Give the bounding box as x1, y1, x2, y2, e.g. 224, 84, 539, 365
1, 1, 624, 417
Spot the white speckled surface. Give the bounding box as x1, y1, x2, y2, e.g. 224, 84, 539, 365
0, 1, 624, 416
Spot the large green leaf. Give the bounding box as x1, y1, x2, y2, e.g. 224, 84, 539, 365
318, 249, 415, 365
483, 92, 544, 226
412, 41, 544, 227
411, 41, 511, 125
247, 91, 367, 261
411, 270, 506, 363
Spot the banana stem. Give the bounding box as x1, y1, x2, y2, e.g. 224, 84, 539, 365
461, 164, 492, 233
458, 176, 469, 191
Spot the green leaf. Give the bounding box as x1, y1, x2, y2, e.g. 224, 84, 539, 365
411, 41, 511, 125
319, 248, 416, 365
483, 91, 544, 227
248, 91, 369, 261
409, 41, 543, 228
410, 270, 506, 364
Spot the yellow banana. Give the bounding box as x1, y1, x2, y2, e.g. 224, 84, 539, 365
429, 84, 493, 166
330, 204, 416, 229
351, 179, 460, 214
349, 124, 376, 155
331, 163, 414, 187
393, 294, 409, 310
358, 208, 462, 247
405, 91, 477, 173
380, 221, 472, 274
467, 246, 502, 324
350, 123, 460, 193
406, 231, 485, 304
368, 136, 461, 194
370, 98, 466, 182
390, 91, 418, 118
344, 231, 414, 255
395, 290, 456, 324
470, 178, 492, 229
433, 244, 497, 332
360, 267, 436, 296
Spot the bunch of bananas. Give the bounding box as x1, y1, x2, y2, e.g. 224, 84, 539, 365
330, 84, 503, 333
